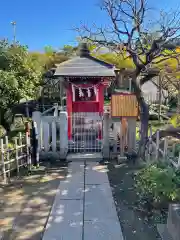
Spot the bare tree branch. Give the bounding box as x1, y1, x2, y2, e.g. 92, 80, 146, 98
75, 0, 180, 157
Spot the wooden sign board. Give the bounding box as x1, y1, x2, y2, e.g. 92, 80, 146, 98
111, 93, 138, 117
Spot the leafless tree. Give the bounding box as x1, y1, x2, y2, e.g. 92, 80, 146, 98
76, 0, 180, 157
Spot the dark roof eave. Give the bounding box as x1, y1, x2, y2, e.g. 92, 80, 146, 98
53, 74, 116, 77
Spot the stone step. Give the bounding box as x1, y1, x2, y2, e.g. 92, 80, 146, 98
66, 153, 103, 162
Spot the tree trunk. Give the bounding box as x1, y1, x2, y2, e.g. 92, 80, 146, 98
132, 76, 149, 158
0, 109, 12, 134
177, 84, 180, 124
138, 98, 149, 158
177, 91, 180, 114
158, 75, 162, 122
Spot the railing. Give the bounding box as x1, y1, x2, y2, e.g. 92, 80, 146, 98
0, 132, 31, 184
40, 116, 61, 152
146, 129, 180, 169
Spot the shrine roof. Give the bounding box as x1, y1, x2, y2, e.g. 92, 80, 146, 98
54, 43, 116, 77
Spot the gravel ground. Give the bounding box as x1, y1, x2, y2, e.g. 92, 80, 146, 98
107, 161, 162, 240
0, 162, 68, 240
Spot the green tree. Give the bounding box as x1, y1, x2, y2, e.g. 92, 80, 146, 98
0, 40, 42, 132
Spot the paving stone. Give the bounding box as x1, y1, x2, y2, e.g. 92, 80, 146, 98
85, 163, 109, 184
157, 224, 173, 240
56, 163, 84, 200
42, 200, 83, 240
84, 219, 124, 240
84, 184, 119, 221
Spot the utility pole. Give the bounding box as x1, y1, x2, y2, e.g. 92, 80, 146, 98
11, 21, 16, 44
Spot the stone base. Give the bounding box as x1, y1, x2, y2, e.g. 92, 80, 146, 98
39, 151, 67, 161
157, 224, 173, 240
66, 153, 103, 162
157, 204, 180, 240
117, 155, 127, 164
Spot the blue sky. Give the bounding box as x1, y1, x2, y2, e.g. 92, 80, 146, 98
0, 0, 179, 51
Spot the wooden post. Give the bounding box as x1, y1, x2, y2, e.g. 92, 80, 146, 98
59, 111, 68, 160
43, 122, 50, 152
178, 152, 180, 168
102, 112, 110, 159
149, 125, 152, 138
26, 132, 31, 171
5, 136, 10, 180
25, 122, 30, 139
120, 120, 124, 157
172, 143, 176, 158
113, 122, 118, 154
1, 139, 6, 184
53, 103, 58, 117
19, 132, 22, 153
18, 132, 23, 167
129, 78, 132, 92
127, 118, 136, 151
14, 137, 19, 175
148, 136, 152, 162
31, 121, 39, 167
52, 120, 57, 152
163, 138, 168, 159
156, 130, 160, 160
25, 101, 30, 118
32, 111, 42, 149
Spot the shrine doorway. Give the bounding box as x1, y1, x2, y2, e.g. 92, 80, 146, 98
68, 112, 103, 153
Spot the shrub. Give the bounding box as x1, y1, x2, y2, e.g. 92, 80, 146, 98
135, 163, 180, 208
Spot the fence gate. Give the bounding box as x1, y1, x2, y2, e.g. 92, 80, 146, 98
68, 112, 103, 153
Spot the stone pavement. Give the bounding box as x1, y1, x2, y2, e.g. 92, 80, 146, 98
42, 161, 124, 240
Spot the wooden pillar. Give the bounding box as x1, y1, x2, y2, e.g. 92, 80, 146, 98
98, 83, 104, 113
32, 111, 42, 149
127, 118, 136, 151
120, 117, 128, 156
98, 83, 104, 139
59, 111, 68, 160
103, 112, 110, 159
67, 85, 72, 140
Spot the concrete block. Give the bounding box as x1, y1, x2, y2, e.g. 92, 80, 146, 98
157, 224, 173, 240
42, 200, 83, 240
56, 172, 84, 200
167, 204, 180, 240
84, 184, 118, 221
84, 219, 124, 240
68, 162, 85, 174
67, 153, 103, 162
85, 163, 109, 184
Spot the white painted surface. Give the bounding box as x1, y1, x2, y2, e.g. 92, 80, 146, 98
43, 122, 50, 152
32, 111, 42, 148
103, 112, 110, 158
51, 121, 56, 152
60, 111, 68, 159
